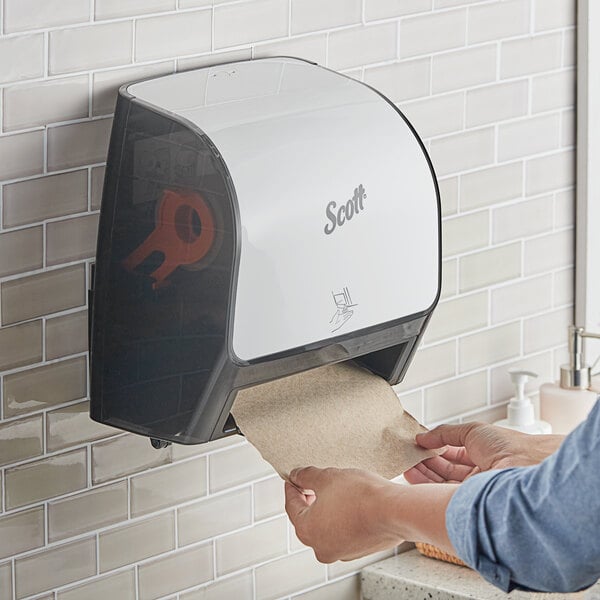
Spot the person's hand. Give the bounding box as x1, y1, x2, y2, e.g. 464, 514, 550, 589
404, 422, 564, 484
285, 467, 403, 563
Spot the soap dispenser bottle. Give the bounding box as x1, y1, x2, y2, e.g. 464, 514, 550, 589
539, 326, 600, 435
494, 369, 552, 434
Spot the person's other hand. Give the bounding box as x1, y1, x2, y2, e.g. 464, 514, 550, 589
285, 466, 402, 563
404, 423, 564, 484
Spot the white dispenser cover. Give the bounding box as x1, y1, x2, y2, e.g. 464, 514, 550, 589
128, 58, 439, 361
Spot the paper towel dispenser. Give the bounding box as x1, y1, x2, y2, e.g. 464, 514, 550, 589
89, 57, 441, 446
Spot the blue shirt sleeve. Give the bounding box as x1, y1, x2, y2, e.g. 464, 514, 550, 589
446, 398, 600, 593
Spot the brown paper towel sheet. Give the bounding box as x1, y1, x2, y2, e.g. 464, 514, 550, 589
232, 361, 440, 481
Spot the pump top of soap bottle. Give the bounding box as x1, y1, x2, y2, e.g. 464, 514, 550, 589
494, 369, 552, 434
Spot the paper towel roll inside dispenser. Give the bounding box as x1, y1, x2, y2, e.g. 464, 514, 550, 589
89, 56, 441, 446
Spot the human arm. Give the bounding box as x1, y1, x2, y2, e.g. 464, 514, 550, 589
285, 466, 459, 563
286, 404, 600, 593
404, 422, 564, 484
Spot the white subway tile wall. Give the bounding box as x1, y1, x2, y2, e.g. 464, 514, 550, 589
0, 0, 575, 598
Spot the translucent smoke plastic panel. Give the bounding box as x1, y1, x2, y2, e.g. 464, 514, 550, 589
94, 101, 236, 442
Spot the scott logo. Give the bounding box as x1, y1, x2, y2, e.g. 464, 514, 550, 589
324, 184, 367, 235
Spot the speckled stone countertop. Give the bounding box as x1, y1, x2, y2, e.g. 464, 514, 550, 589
361, 550, 600, 600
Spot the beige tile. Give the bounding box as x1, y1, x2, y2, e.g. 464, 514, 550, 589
214, 0, 288, 49
532, 70, 575, 113
5, 448, 87, 509
398, 390, 425, 423
47, 118, 112, 171
552, 189, 576, 228
49, 481, 128, 542
365, 0, 430, 20
254, 34, 327, 65
501, 33, 562, 78
430, 128, 495, 177
442, 211, 488, 257
459, 243, 521, 293
254, 476, 285, 520
91, 166, 106, 210
131, 458, 207, 516
432, 45, 496, 93
181, 571, 253, 600
47, 400, 117, 451
46, 310, 88, 360
4, 0, 90, 33
0, 34, 44, 84
425, 371, 487, 422
553, 268, 574, 307
0, 507, 44, 559
327, 549, 394, 578
180, 0, 212, 6
459, 322, 521, 373
441, 259, 457, 299
460, 162, 523, 211
400, 9, 466, 58
2, 263, 86, 326
93, 62, 174, 116
138, 544, 213, 600
492, 274, 553, 324
0, 320, 42, 371
96, 0, 174, 19
493, 196, 554, 243
0, 226, 43, 277
498, 113, 560, 162
291, 0, 361, 35
561, 108, 575, 148
490, 352, 553, 404
526, 150, 575, 196
395, 341, 455, 392
466, 80, 529, 128
0, 562, 12, 600
2, 170, 88, 228
99, 513, 175, 572
178, 487, 251, 546
3, 356, 87, 417
172, 434, 241, 460
15, 537, 96, 599
216, 517, 287, 575
3, 77, 89, 131
363, 58, 431, 104
468, 0, 530, 43
58, 570, 136, 600
467, 403, 507, 424
0, 414, 43, 468
136, 11, 212, 62
47, 214, 99, 266
524, 229, 574, 276
490, 352, 552, 404
524, 307, 572, 354
563, 28, 576, 67
293, 575, 360, 600
423, 292, 488, 344
535, 0, 575, 31
0, 130, 44, 180
328, 23, 397, 70
438, 177, 458, 217
92, 433, 171, 484
400, 92, 464, 139
256, 550, 326, 600
49, 22, 133, 75
209, 442, 273, 492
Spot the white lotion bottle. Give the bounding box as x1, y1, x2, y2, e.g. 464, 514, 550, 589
540, 326, 600, 435
495, 369, 552, 434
